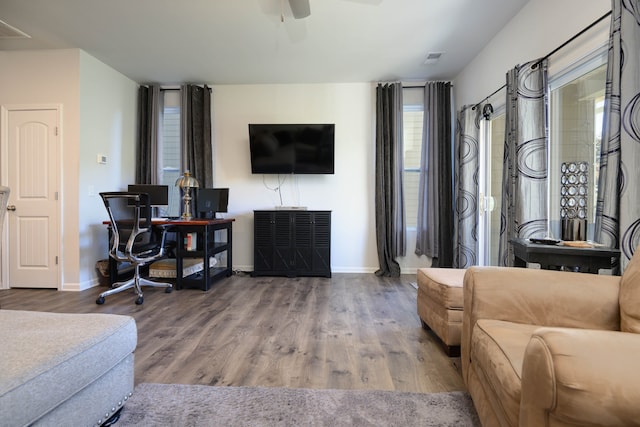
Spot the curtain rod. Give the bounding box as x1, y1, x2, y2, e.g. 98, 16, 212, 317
403, 82, 453, 89
470, 84, 507, 111
532, 10, 612, 69
465, 9, 611, 112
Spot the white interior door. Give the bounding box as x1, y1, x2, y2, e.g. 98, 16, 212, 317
3, 107, 60, 288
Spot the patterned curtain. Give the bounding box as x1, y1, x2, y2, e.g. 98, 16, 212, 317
181, 84, 213, 188
498, 59, 550, 266
595, 0, 640, 271
453, 106, 480, 268
374, 83, 405, 277
136, 85, 163, 184
415, 82, 454, 267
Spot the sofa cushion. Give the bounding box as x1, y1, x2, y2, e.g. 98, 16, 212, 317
471, 319, 540, 427
0, 310, 137, 426
620, 247, 640, 333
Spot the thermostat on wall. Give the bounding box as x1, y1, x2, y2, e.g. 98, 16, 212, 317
97, 154, 108, 164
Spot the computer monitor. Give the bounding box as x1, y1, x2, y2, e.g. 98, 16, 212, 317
196, 188, 229, 219
127, 184, 169, 206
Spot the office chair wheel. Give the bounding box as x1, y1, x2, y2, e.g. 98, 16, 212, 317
96, 296, 105, 305
165, 287, 173, 293
135, 296, 144, 305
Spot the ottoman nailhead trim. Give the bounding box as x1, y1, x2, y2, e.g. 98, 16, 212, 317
95, 392, 133, 427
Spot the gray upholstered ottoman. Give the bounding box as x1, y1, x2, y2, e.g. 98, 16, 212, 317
0, 310, 137, 427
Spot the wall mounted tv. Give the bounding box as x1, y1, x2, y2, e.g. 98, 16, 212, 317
248, 124, 335, 174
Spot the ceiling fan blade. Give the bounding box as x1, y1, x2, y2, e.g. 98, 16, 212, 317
288, 0, 311, 19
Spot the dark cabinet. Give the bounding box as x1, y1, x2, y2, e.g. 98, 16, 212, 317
253, 210, 331, 277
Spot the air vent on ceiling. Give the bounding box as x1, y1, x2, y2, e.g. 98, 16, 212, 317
0, 20, 31, 39
423, 52, 444, 65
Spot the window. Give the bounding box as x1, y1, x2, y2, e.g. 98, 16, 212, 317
403, 88, 424, 228
159, 91, 182, 217
478, 107, 505, 266
549, 48, 607, 241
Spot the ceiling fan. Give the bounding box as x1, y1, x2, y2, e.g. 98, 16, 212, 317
288, 0, 311, 20
283, 0, 382, 21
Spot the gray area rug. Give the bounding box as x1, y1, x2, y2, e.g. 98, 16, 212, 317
117, 383, 480, 426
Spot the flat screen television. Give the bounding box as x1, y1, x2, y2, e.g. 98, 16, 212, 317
248, 124, 335, 174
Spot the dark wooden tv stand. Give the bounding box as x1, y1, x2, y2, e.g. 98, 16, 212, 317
252, 210, 331, 277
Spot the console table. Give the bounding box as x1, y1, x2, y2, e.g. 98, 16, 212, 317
253, 210, 331, 277
510, 238, 620, 274
104, 218, 234, 290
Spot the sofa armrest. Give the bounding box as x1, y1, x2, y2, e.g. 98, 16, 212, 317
461, 266, 620, 383
520, 328, 640, 427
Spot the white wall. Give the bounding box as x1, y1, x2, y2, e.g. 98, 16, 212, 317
212, 83, 380, 273
0, 49, 81, 290
0, 49, 137, 290
4, 2, 614, 283
454, 0, 611, 109
77, 51, 138, 289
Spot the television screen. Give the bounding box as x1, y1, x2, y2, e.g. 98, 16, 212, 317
249, 124, 335, 174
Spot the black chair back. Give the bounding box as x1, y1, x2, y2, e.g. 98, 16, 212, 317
100, 192, 154, 261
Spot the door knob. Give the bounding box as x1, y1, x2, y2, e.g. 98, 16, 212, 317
7, 205, 16, 211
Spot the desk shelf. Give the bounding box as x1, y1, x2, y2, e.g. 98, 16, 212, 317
171, 219, 235, 291
104, 218, 234, 291
179, 266, 230, 289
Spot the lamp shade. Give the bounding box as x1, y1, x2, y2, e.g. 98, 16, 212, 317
175, 171, 199, 189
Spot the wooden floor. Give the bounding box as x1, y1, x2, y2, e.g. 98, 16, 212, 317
0, 273, 464, 393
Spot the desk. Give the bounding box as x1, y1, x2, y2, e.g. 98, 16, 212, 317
510, 238, 620, 274
105, 218, 234, 290
168, 218, 234, 290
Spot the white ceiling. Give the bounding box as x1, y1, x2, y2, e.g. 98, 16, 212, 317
0, 0, 529, 85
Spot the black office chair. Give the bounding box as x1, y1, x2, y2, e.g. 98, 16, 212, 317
97, 192, 172, 305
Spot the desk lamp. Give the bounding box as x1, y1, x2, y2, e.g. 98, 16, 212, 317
175, 171, 199, 219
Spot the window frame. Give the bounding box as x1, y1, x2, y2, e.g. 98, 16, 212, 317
159, 91, 182, 217
402, 99, 425, 230
547, 43, 608, 241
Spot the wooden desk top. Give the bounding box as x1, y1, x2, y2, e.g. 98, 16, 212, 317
103, 218, 235, 226
154, 218, 235, 226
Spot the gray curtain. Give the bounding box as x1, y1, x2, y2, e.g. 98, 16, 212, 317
136, 85, 162, 184
453, 105, 481, 268
595, 0, 640, 271
181, 84, 213, 188
374, 82, 405, 277
498, 59, 549, 266
415, 82, 453, 267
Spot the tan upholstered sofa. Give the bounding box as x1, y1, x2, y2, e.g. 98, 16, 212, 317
462, 256, 640, 427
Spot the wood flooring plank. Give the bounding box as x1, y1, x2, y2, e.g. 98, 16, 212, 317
0, 273, 466, 393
